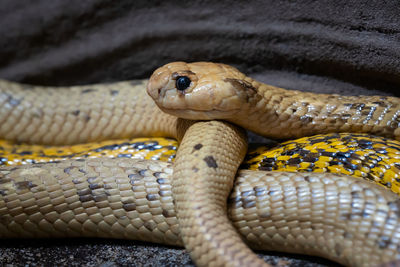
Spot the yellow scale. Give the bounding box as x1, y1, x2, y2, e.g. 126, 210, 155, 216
1, 133, 400, 195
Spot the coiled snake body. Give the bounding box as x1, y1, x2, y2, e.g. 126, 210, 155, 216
1, 62, 400, 266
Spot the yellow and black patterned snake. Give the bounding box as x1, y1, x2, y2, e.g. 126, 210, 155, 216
1, 61, 400, 266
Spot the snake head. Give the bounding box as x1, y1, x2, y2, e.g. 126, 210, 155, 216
147, 62, 258, 120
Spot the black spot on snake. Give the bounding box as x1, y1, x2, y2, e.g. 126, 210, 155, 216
18, 151, 32, 156
72, 179, 82, 184
372, 101, 386, 106
123, 203, 136, 211
203, 156, 218, 168
159, 190, 167, 197
144, 221, 156, 231
89, 183, 102, 190
303, 155, 318, 163
117, 153, 132, 158
71, 110, 80, 116
87, 177, 97, 183
15, 181, 37, 190
78, 188, 91, 196
352, 103, 366, 111
254, 186, 266, 193
192, 166, 199, 172
4, 94, 21, 106
241, 190, 253, 197
388, 199, 400, 218
223, 78, 257, 101
268, 190, 280, 196
378, 235, 391, 249
110, 90, 119, 96
162, 209, 174, 218
343, 232, 353, 239
84, 115, 91, 122
300, 116, 313, 124
287, 157, 302, 165
193, 143, 203, 150
334, 243, 342, 256
81, 88, 96, 94
243, 200, 256, 209
64, 166, 76, 174
128, 173, 142, 180
146, 194, 157, 201
79, 195, 93, 202
139, 169, 147, 176
153, 172, 162, 178
156, 178, 166, 184
0, 189, 6, 196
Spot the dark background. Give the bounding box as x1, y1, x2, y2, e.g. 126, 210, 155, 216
0, 0, 399, 266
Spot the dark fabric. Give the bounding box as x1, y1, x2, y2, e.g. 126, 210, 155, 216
0, 1, 399, 266
0, 0, 399, 97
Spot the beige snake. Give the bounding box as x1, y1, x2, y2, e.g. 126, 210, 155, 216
1, 61, 400, 266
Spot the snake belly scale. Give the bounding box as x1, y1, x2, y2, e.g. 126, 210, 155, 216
1, 61, 400, 266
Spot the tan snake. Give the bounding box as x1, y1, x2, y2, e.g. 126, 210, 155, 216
1, 61, 400, 266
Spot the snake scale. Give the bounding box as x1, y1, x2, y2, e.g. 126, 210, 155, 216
1, 61, 400, 266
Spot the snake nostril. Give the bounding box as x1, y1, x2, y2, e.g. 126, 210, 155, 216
175, 76, 191, 91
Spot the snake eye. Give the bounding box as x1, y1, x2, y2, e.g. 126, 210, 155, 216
175, 76, 191, 91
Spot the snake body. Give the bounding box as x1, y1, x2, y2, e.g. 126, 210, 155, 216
147, 62, 400, 141
2, 158, 400, 266
1, 62, 400, 266
2, 133, 400, 196
0, 79, 176, 145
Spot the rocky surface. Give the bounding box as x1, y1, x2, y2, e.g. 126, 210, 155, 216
0, 0, 399, 266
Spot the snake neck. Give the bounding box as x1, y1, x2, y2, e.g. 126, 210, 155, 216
230, 78, 400, 141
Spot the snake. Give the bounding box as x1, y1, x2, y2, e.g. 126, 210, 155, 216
3, 132, 400, 197
1, 61, 400, 266
2, 132, 400, 266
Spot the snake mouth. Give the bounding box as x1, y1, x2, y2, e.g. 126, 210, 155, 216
158, 106, 239, 120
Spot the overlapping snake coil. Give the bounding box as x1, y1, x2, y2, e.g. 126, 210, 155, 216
1, 61, 400, 266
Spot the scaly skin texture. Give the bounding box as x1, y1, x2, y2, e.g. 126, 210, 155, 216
171, 120, 267, 267
0, 137, 178, 165
1, 158, 400, 267
0, 79, 177, 145
2, 133, 400, 196
1, 62, 400, 266
147, 62, 400, 141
